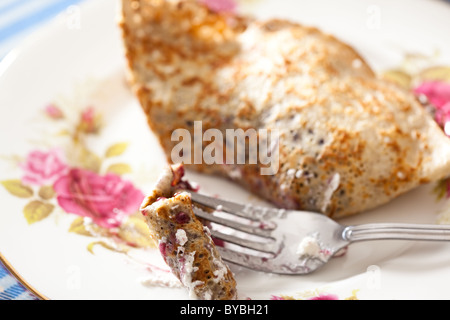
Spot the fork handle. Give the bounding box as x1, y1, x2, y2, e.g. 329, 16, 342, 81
343, 223, 450, 242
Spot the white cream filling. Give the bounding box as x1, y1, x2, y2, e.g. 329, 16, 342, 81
176, 229, 188, 246
296, 235, 330, 261
141, 273, 183, 288
181, 251, 203, 299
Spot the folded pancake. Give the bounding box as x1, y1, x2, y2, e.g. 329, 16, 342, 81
120, 0, 450, 218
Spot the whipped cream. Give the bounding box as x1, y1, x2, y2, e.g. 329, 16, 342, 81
296, 235, 330, 261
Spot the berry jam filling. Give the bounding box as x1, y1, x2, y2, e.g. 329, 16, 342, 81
171, 164, 200, 192
159, 242, 167, 260
175, 211, 191, 224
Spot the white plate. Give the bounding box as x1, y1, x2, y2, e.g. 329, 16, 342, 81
1, 0, 450, 300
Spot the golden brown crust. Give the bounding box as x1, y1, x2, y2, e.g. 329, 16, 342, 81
122, 0, 450, 218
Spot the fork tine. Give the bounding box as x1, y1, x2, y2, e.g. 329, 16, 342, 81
193, 207, 274, 238
190, 192, 280, 221
216, 246, 276, 272
209, 228, 278, 254
189, 192, 248, 217
217, 247, 312, 275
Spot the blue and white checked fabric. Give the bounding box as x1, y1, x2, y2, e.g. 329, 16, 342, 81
0, 262, 37, 300
0, 0, 86, 300
0, 0, 85, 60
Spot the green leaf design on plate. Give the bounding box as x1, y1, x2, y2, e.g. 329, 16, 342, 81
23, 200, 54, 224
74, 144, 102, 173
419, 66, 450, 83
105, 142, 128, 158
433, 179, 449, 201
106, 163, 132, 175
69, 217, 110, 237
87, 241, 129, 255
382, 69, 412, 88
118, 216, 155, 248
1, 180, 33, 198
69, 217, 93, 236
38, 185, 56, 200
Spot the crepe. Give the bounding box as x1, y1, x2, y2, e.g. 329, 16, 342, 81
120, 0, 450, 218
140, 164, 237, 300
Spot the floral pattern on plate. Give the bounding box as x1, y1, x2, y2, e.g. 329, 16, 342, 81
271, 290, 359, 300
1, 99, 155, 255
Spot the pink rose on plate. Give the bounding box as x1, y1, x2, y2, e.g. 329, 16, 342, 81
21, 149, 68, 186
44, 103, 64, 119
78, 106, 101, 134
53, 169, 144, 229
200, 0, 237, 13
309, 293, 339, 300
414, 81, 450, 134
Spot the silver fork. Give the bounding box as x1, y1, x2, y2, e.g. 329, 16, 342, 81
190, 192, 450, 275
